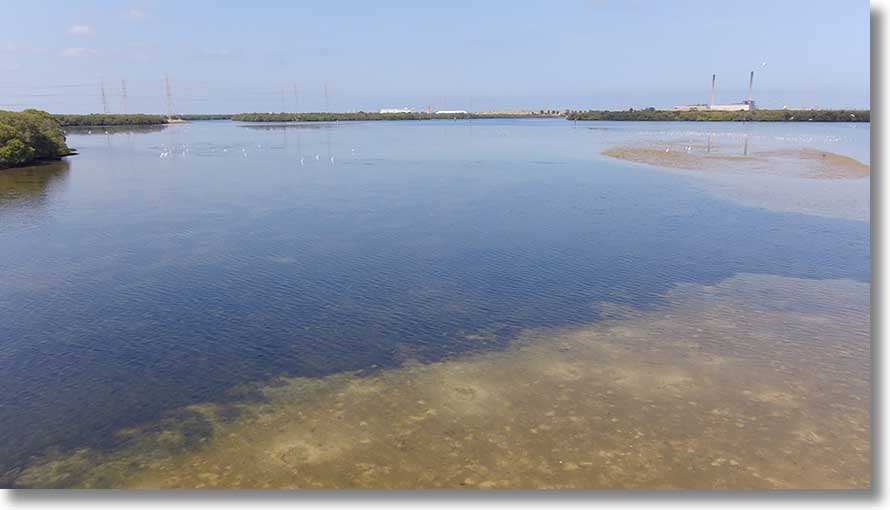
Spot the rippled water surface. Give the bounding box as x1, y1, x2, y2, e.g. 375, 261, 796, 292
0, 119, 869, 487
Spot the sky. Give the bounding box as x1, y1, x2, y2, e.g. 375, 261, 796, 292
0, 0, 871, 114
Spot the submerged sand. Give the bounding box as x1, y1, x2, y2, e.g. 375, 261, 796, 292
603, 144, 870, 180
13, 273, 869, 489
601, 141, 870, 221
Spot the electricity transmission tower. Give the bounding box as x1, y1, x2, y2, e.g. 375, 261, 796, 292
121, 78, 128, 114
323, 83, 329, 112
99, 78, 109, 114
164, 74, 176, 119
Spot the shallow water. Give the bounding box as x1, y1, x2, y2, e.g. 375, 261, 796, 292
0, 119, 870, 488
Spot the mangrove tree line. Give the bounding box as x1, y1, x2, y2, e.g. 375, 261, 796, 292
0, 110, 71, 169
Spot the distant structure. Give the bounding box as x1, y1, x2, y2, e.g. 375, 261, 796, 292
435, 110, 468, 114
164, 75, 176, 119
323, 83, 330, 112
745, 70, 755, 109
671, 72, 756, 112
379, 107, 414, 114
120, 78, 128, 114
163, 75, 186, 122
98, 78, 109, 114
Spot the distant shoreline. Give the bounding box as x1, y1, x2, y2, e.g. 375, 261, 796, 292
51, 112, 564, 127
567, 108, 869, 122
45, 109, 871, 127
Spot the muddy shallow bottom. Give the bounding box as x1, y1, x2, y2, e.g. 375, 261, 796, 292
15, 273, 869, 489
603, 144, 870, 180
601, 141, 870, 221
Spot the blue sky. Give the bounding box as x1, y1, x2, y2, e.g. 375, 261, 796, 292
0, 0, 870, 113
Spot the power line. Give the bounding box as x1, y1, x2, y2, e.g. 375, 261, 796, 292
0, 83, 95, 89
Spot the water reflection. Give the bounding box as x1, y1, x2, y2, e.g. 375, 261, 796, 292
0, 160, 71, 213
238, 123, 333, 130
63, 125, 168, 136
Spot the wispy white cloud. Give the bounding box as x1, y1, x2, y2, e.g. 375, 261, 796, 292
59, 47, 98, 58
125, 8, 147, 19
66, 25, 95, 37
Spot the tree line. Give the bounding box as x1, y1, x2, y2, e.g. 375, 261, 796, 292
31, 108, 872, 129
54, 114, 169, 126
565, 108, 869, 122
0, 110, 72, 169
232, 112, 447, 121
231, 111, 570, 122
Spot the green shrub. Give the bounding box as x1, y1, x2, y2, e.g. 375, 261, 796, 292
0, 110, 71, 169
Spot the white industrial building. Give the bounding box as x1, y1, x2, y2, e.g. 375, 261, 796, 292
671, 72, 757, 112
673, 102, 754, 112
379, 108, 414, 114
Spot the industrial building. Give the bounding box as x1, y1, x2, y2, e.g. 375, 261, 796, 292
379, 108, 415, 114
671, 72, 757, 112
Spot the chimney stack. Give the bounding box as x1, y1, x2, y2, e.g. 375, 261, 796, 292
710, 74, 716, 108
747, 71, 755, 103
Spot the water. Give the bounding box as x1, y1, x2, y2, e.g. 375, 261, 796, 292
0, 119, 870, 487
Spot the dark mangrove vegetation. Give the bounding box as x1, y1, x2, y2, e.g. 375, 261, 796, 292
230, 111, 563, 122
0, 110, 72, 169
176, 114, 234, 121
29, 109, 871, 132
53, 114, 168, 127
566, 108, 869, 122
232, 112, 454, 122
55, 114, 234, 125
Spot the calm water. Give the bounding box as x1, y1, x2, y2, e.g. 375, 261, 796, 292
0, 119, 869, 485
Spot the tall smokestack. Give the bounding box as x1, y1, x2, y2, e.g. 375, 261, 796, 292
710, 74, 716, 108
747, 71, 755, 103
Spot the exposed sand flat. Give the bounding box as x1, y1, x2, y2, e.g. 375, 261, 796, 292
603, 145, 870, 180
13, 274, 869, 489
601, 141, 870, 221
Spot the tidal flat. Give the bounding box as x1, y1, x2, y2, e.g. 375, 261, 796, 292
15, 273, 868, 489
603, 145, 870, 179
596, 125, 870, 221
